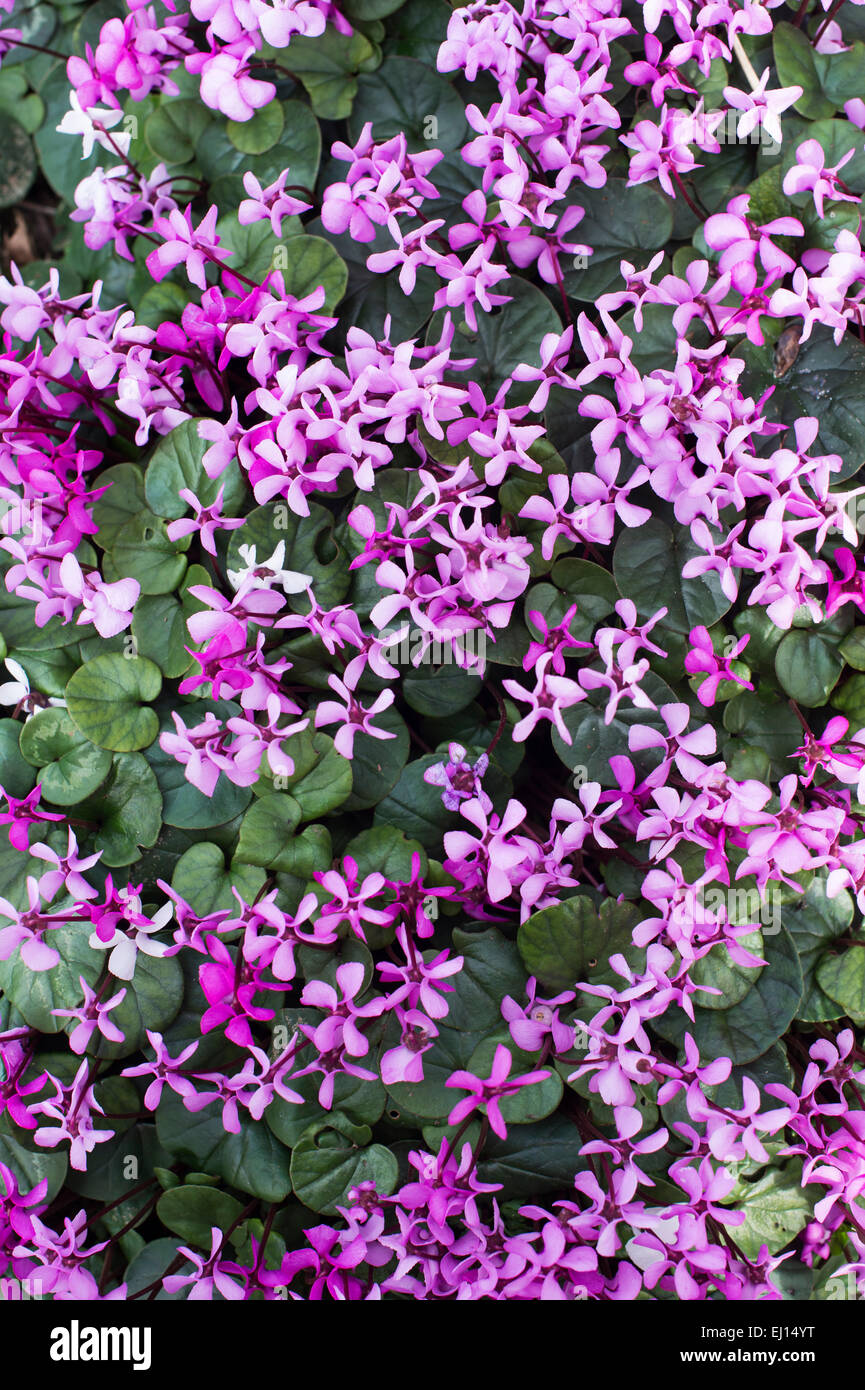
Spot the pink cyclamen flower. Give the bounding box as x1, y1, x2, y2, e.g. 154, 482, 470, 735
163, 1227, 246, 1300
445, 1044, 551, 1140
314, 672, 396, 759
684, 626, 752, 706
238, 169, 312, 237
501, 978, 576, 1053
146, 205, 230, 291
188, 44, 275, 121
52, 977, 127, 1054
722, 69, 802, 146
782, 139, 858, 219
165, 486, 245, 557
58, 554, 139, 638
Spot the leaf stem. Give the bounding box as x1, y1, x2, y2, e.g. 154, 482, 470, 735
731, 33, 762, 92
814, 0, 846, 44
670, 168, 706, 222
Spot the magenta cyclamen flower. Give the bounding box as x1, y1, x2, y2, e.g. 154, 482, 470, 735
198, 935, 276, 1047
0, 786, 64, 853
163, 1227, 246, 1300
501, 978, 576, 1053
0, 1161, 47, 1244
164, 486, 245, 556
445, 1044, 551, 1140
52, 977, 127, 1054
32, 1062, 115, 1171
380, 1009, 440, 1086
684, 626, 752, 706
121, 1031, 200, 1110
146, 205, 230, 291
300, 961, 387, 1059
0, 877, 73, 971
187, 45, 275, 121
503, 652, 586, 744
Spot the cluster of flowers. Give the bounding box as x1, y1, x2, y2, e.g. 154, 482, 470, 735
42, 0, 345, 123
1, 0, 865, 1301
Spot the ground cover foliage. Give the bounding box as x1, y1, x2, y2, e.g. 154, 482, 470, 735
1, 0, 865, 1302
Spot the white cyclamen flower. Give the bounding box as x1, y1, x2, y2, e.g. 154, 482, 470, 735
56, 91, 131, 160
227, 541, 312, 595
0, 658, 66, 713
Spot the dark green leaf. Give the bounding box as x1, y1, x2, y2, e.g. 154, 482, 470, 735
290, 1135, 398, 1214
144, 98, 212, 164
428, 276, 561, 397
613, 517, 731, 633
343, 823, 428, 883
374, 755, 455, 851
266, 1066, 385, 1147
562, 179, 673, 300
840, 627, 865, 670
0, 117, 35, 209
145, 418, 246, 521
0, 717, 37, 798
19, 706, 112, 806
269, 729, 353, 821
519, 896, 643, 995
170, 842, 266, 916
275, 28, 378, 119
226, 101, 284, 155
349, 56, 466, 151
146, 732, 252, 829
689, 929, 765, 1010
477, 1113, 588, 1196
110, 511, 189, 595
157, 1185, 245, 1249
817, 941, 865, 1020
156, 1091, 292, 1201
0, 923, 101, 1032
653, 926, 803, 1064
91, 464, 147, 550
775, 629, 844, 707
235, 793, 302, 868
131, 595, 193, 679
772, 22, 835, 119
275, 234, 348, 312
0, 1126, 67, 1205
66, 654, 161, 752
75, 752, 162, 866
785, 878, 852, 1022
726, 1162, 814, 1260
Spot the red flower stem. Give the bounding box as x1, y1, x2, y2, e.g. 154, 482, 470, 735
814, 0, 845, 43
